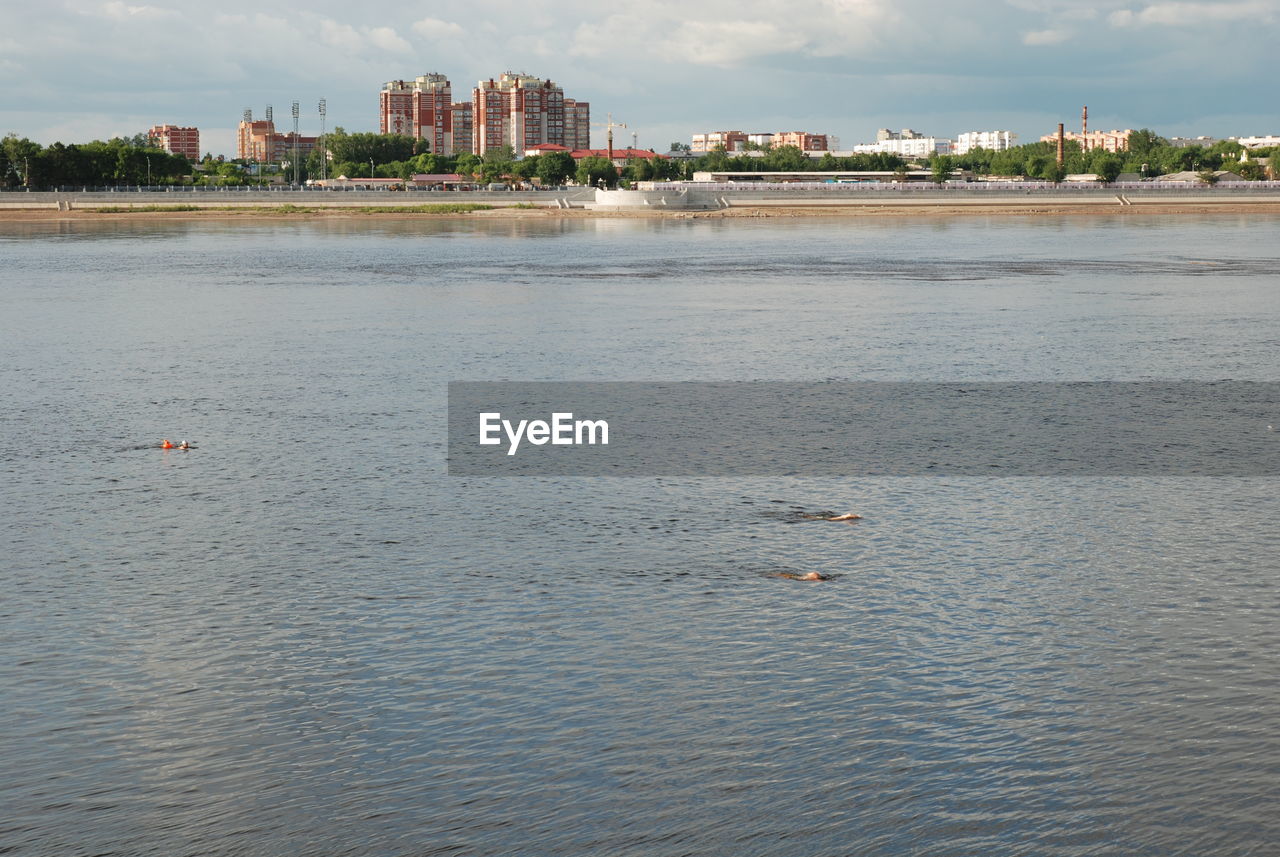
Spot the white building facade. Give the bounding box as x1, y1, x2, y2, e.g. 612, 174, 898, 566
852, 137, 952, 157
1235, 135, 1280, 149
954, 130, 1016, 155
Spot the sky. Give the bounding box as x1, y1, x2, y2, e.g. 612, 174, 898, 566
1, 0, 1277, 157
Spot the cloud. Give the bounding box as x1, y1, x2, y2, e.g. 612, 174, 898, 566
412, 17, 464, 39
319, 19, 364, 51
368, 26, 410, 52
1108, 2, 1275, 27
99, 1, 178, 18
319, 19, 410, 53
569, 0, 896, 66
1023, 27, 1072, 44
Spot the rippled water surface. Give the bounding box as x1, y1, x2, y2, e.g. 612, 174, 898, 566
2, 215, 1279, 856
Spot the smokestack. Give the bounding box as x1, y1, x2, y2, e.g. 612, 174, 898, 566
1082, 105, 1088, 151
1057, 123, 1065, 165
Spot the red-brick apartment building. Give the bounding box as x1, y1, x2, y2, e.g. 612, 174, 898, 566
148, 125, 200, 161
380, 72, 589, 155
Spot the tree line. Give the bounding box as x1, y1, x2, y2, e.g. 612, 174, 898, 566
2, 134, 191, 188
311, 129, 682, 188
7, 126, 1275, 190
936, 131, 1278, 182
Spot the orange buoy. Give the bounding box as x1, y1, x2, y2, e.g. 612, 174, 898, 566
161, 439, 174, 449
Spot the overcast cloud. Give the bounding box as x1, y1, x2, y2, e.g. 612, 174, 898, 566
1, 0, 1276, 155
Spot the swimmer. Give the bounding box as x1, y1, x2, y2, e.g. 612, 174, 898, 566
773, 571, 831, 581
178, 440, 191, 450
802, 512, 863, 522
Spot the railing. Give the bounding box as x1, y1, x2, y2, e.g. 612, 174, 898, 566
648, 180, 1280, 192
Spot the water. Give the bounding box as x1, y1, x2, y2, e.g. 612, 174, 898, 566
2, 214, 1278, 856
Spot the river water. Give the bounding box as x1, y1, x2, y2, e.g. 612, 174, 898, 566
2, 214, 1278, 856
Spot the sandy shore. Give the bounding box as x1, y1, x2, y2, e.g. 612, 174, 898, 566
2, 202, 1280, 222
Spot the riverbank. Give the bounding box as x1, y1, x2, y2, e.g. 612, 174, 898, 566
3, 201, 1280, 221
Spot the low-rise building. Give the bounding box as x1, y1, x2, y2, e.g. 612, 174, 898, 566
1235, 135, 1280, 149
524, 143, 571, 158
692, 130, 833, 153
773, 131, 830, 151
876, 128, 926, 141
572, 148, 669, 168
237, 116, 317, 163
409, 173, 476, 189
1039, 129, 1134, 152
691, 131, 748, 153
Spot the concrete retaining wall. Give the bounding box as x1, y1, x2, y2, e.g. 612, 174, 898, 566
3, 186, 1278, 211
0, 189, 596, 210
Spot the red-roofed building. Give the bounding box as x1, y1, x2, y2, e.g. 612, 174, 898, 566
570, 148, 670, 168
409, 173, 476, 189
524, 143, 571, 157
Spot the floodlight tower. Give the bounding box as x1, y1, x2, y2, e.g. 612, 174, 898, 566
291, 101, 300, 185
243, 109, 253, 171
265, 105, 273, 173
318, 98, 327, 181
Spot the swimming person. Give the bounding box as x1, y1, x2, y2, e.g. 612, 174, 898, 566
178, 440, 191, 450
773, 571, 831, 581
802, 512, 862, 522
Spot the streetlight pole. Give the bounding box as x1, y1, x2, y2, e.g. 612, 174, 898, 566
146, 155, 151, 187
370, 159, 375, 181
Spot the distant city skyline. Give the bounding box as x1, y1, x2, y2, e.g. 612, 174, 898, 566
2, 0, 1276, 157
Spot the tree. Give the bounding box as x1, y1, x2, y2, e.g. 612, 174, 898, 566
624, 156, 655, 183
761, 145, 809, 172
1086, 150, 1123, 182
2, 135, 40, 186
575, 155, 618, 188
536, 151, 575, 187
1197, 169, 1219, 185
455, 153, 483, 180
929, 155, 954, 184
325, 128, 416, 166
1126, 129, 1166, 157
482, 144, 515, 164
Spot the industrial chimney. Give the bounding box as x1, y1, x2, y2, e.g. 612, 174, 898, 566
1057, 124, 1065, 165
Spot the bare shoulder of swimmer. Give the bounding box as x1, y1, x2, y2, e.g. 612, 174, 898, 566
827, 513, 862, 521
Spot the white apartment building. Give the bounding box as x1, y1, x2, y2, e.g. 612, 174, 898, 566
1235, 135, 1280, 149
852, 137, 952, 157
954, 130, 1016, 155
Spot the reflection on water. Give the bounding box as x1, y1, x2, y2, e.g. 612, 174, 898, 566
1, 216, 1278, 856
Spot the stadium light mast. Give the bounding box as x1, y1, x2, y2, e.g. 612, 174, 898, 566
318, 98, 327, 181
291, 100, 300, 185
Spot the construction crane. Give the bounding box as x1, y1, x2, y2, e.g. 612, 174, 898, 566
592, 113, 628, 162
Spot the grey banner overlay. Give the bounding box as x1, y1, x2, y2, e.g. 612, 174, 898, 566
447, 382, 1280, 476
